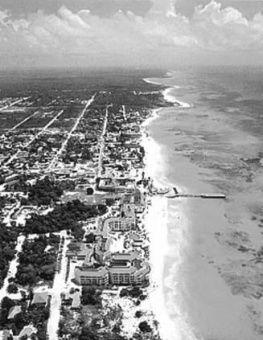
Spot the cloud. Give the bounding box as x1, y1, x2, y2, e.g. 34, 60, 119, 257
0, 0, 263, 68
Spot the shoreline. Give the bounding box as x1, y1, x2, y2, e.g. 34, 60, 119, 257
142, 71, 263, 340
140, 77, 201, 340
140, 101, 188, 340
141, 116, 197, 340
143, 77, 192, 109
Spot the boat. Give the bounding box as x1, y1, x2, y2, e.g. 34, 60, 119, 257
173, 187, 179, 194
156, 187, 170, 195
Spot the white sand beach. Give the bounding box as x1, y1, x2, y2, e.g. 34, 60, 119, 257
162, 88, 192, 109
143, 78, 191, 109
141, 113, 197, 340
140, 132, 173, 340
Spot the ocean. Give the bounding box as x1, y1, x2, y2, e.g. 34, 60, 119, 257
146, 66, 263, 340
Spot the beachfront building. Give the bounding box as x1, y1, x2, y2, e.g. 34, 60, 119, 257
104, 217, 135, 232
121, 189, 146, 213
110, 251, 140, 265
107, 265, 135, 285
74, 248, 150, 286
97, 177, 136, 193
74, 266, 108, 286
108, 261, 150, 286
74, 262, 150, 286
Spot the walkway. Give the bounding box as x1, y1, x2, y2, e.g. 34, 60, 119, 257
46, 231, 70, 340
0, 235, 26, 304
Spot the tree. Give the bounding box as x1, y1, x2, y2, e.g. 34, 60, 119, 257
85, 233, 96, 244
86, 188, 94, 195
1, 296, 15, 310
14, 312, 28, 331
0, 296, 15, 325
138, 321, 152, 333
81, 287, 101, 306
79, 327, 97, 340
120, 286, 143, 298
135, 311, 143, 318
7, 283, 18, 294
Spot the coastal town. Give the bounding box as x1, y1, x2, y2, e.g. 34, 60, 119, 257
0, 74, 171, 340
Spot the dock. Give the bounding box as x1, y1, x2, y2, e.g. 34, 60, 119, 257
166, 189, 226, 200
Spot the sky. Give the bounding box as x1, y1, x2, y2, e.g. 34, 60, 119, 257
0, 0, 263, 69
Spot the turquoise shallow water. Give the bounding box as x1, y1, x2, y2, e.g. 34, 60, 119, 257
147, 67, 263, 340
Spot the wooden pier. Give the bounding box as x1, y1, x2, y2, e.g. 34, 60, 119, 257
166, 192, 226, 200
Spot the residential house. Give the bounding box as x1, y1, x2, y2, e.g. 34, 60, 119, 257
71, 291, 81, 310
32, 292, 49, 307
8, 306, 22, 320
16, 325, 37, 340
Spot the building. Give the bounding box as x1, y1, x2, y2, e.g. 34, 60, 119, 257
107, 261, 150, 286
120, 204, 136, 218
74, 254, 150, 287
121, 189, 146, 212
97, 177, 135, 193
75, 266, 108, 286
107, 265, 136, 285
110, 251, 139, 265
103, 217, 135, 232
8, 306, 22, 320
32, 292, 49, 307
71, 291, 81, 310
16, 325, 37, 340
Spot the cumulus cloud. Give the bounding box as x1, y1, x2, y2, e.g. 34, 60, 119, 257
0, 0, 262, 68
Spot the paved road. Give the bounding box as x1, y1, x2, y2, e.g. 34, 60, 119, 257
0, 97, 29, 112
5, 109, 64, 165
0, 235, 26, 304
9, 110, 39, 131
47, 231, 70, 340
98, 105, 109, 177
48, 95, 96, 170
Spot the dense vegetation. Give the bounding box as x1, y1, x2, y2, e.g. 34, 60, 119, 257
85, 233, 97, 243
120, 286, 143, 299
16, 234, 59, 285
138, 321, 152, 333
79, 326, 126, 340
62, 137, 92, 163
19, 176, 63, 206
0, 295, 49, 339
0, 223, 18, 287
24, 199, 107, 234
81, 287, 102, 306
